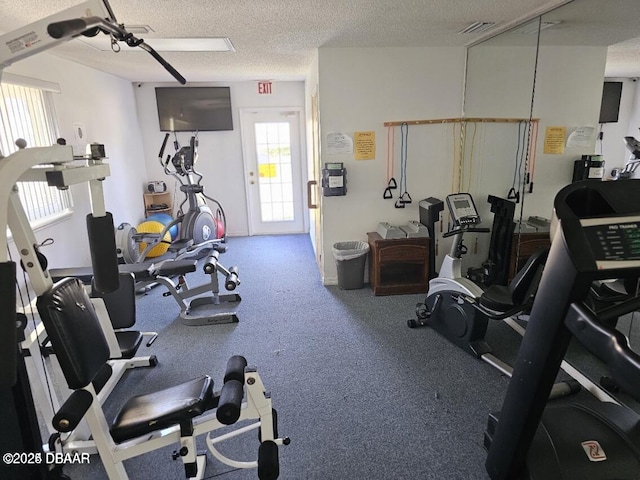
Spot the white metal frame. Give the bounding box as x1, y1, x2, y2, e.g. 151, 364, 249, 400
3, 146, 158, 455
82, 367, 284, 480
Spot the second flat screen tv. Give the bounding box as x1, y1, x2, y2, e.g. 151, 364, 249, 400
598, 81, 623, 124
155, 87, 233, 132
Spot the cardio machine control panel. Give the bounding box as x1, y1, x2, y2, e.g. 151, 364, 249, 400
446, 193, 481, 226
580, 215, 640, 268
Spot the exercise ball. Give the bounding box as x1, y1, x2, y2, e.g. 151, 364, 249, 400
137, 220, 171, 258
215, 217, 225, 239
147, 212, 179, 240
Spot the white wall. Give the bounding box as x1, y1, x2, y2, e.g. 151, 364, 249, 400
317, 47, 466, 284
4, 52, 147, 271
133, 81, 306, 237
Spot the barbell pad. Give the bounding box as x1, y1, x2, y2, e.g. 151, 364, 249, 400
257, 440, 280, 480
0, 262, 17, 387
52, 390, 93, 432
223, 355, 247, 384
216, 379, 244, 425
86, 213, 119, 293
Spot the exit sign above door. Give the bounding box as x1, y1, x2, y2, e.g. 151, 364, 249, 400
258, 81, 272, 94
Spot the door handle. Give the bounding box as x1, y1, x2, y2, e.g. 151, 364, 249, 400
307, 180, 318, 209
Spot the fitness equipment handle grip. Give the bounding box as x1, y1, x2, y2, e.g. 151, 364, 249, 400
48, 17, 187, 85
442, 227, 490, 238
47, 18, 93, 39
52, 390, 93, 432
565, 301, 640, 401
158, 133, 170, 159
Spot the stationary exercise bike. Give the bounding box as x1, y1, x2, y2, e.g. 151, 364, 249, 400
408, 193, 577, 397
136, 133, 227, 262
408, 193, 491, 347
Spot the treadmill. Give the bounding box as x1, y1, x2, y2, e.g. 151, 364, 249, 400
484, 179, 640, 480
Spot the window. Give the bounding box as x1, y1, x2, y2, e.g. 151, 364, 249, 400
0, 74, 72, 226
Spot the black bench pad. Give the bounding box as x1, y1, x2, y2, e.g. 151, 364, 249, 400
110, 376, 214, 443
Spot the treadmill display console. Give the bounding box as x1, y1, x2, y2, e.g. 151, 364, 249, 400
581, 216, 640, 268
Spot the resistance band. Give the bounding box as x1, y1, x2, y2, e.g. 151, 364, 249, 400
383, 125, 397, 199
508, 121, 527, 202
395, 123, 412, 208
527, 121, 539, 193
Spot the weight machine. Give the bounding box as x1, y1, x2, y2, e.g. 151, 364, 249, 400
0, 2, 287, 478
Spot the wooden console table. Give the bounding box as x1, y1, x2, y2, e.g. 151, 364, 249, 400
367, 232, 429, 296
508, 232, 551, 282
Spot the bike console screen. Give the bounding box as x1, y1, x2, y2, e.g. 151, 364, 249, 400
446, 193, 481, 226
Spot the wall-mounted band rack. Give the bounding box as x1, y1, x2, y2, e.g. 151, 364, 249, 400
383, 117, 539, 126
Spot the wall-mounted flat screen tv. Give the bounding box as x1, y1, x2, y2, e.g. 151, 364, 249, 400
155, 86, 233, 132
598, 81, 623, 124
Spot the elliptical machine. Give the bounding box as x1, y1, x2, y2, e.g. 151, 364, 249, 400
137, 132, 227, 262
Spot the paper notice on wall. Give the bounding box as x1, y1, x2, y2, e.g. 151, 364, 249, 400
543, 126, 566, 154
326, 132, 353, 154
354, 131, 376, 160
566, 126, 595, 148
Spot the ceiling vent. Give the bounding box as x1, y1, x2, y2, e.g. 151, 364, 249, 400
458, 22, 497, 34
513, 20, 562, 35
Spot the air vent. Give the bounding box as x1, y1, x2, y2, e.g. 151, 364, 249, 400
513, 20, 561, 35
458, 22, 496, 34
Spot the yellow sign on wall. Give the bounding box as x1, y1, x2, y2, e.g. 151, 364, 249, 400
543, 126, 566, 154
354, 131, 376, 160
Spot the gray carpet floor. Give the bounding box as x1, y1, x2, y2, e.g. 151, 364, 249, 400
42, 234, 636, 479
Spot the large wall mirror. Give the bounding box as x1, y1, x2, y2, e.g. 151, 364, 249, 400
463, 0, 640, 410
535, 0, 640, 412
460, 17, 541, 287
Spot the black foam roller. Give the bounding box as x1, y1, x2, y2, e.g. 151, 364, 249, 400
52, 390, 93, 432
86, 213, 119, 293
0, 262, 17, 387
216, 379, 244, 425
224, 355, 247, 384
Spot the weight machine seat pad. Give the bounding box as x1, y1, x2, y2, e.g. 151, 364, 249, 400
153, 259, 198, 277
115, 331, 143, 359
110, 375, 214, 444
51, 263, 161, 283
479, 285, 515, 312
50, 266, 94, 284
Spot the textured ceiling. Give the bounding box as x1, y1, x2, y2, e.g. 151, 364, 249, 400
0, 0, 637, 83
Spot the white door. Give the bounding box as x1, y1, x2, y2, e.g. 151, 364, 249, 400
240, 108, 305, 235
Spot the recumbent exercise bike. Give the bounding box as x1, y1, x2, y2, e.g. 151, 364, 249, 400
408, 193, 578, 398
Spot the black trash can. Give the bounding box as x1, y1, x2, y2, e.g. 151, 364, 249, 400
333, 241, 370, 290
